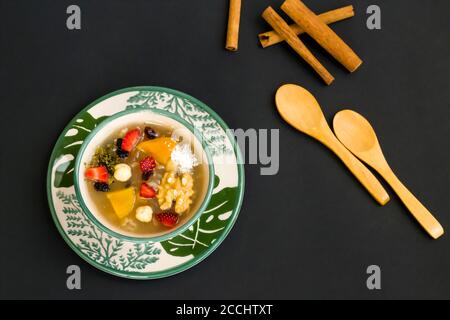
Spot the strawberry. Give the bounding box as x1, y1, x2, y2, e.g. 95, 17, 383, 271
121, 128, 141, 152
156, 212, 179, 228
85, 166, 109, 183
140, 156, 156, 173
140, 183, 156, 198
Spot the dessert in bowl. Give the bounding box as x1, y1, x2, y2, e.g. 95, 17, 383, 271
74, 108, 214, 241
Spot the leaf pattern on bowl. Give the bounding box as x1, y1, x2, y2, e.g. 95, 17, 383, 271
161, 176, 238, 257
53, 112, 107, 188
126, 91, 231, 156
57, 191, 161, 271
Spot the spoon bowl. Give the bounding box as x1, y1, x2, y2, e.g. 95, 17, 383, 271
275, 84, 326, 136
333, 110, 378, 154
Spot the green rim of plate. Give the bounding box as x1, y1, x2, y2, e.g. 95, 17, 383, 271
73, 107, 216, 243
46, 86, 245, 279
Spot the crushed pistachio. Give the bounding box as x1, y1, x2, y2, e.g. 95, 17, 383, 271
91, 145, 118, 174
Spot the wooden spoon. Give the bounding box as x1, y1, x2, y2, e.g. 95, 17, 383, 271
333, 110, 444, 239
275, 84, 390, 205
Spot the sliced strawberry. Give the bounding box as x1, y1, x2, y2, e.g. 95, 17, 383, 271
85, 166, 109, 183
156, 212, 179, 228
121, 128, 141, 152
140, 156, 156, 173
140, 183, 156, 198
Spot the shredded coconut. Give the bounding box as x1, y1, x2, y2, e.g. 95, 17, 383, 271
171, 143, 198, 173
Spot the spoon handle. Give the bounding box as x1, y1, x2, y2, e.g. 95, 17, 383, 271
323, 134, 390, 205
381, 169, 444, 239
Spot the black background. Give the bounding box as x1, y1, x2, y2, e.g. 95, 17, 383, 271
0, 0, 449, 300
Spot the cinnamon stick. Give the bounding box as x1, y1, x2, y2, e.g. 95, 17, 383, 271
225, 0, 241, 51
262, 7, 334, 85
259, 5, 354, 48
281, 0, 362, 72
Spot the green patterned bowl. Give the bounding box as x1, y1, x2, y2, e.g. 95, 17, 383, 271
47, 86, 244, 279
73, 108, 215, 242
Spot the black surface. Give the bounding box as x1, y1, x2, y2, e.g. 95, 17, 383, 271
0, 0, 449, 300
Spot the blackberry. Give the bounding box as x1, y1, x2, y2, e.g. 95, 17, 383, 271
115, 139, 129, 158
116, 149, 129, 158
94, 182, 110, 192
142, 171, 153, 181
144, 126, 158, 139
116, 138, 123, 148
